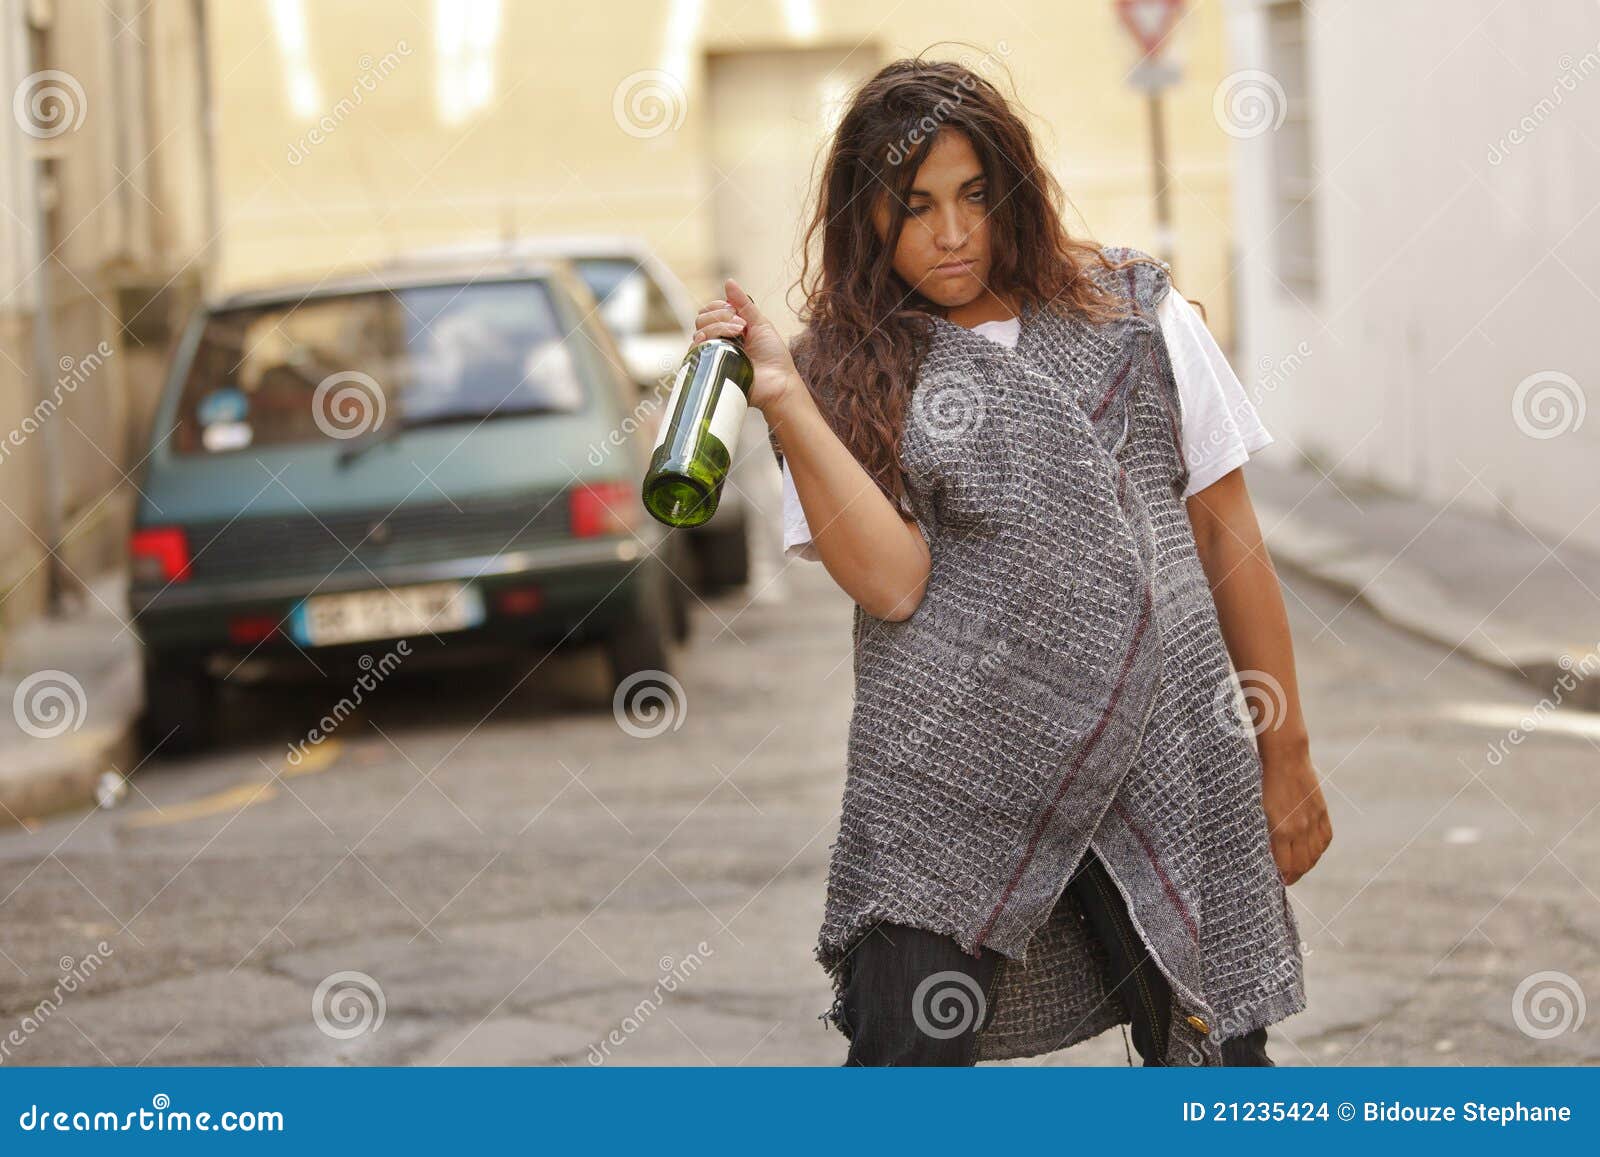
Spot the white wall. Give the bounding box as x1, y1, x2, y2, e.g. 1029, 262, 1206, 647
1228, 0, 1600, 549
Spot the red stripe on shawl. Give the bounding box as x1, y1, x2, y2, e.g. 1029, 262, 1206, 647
1111, 797, 1200, 942
975, 583, 1155, 947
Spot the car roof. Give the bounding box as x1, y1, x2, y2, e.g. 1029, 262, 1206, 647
400, 233, 658, 262
381, 234, 698, 325
207, 253, 578, 312
205, 234, 696, 330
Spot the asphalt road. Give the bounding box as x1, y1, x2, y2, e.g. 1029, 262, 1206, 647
0, 559, 1595, 1066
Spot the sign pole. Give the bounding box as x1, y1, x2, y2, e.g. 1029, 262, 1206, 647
1116, 0, 1186, 277
1147, 89, 1174, 270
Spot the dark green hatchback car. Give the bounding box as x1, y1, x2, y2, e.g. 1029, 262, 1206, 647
129, 254, 689, 753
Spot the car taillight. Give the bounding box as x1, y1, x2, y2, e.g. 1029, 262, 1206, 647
492, 586, 544, 616
130, 527, 191, 582
228, 614, 280, 644
569, 481, 641, 537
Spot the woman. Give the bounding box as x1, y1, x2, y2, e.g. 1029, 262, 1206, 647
691, 57, 1332, 1066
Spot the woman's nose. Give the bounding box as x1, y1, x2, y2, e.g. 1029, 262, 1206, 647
934, 208, 968, 250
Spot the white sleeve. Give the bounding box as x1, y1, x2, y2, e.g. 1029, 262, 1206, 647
780, 456, 823, 562
1157, 291, 1274, 497
780, 453, 918, 561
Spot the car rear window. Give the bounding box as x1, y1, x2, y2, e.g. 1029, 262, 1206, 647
170, 278, 590, 454
573, 257, 682, 338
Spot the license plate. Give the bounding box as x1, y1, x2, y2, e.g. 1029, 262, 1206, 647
290, 581, 485, 646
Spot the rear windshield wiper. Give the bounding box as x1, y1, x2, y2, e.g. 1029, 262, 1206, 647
335, 405, 567, 467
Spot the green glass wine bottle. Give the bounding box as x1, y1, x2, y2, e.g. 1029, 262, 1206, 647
641, 332, 754, 528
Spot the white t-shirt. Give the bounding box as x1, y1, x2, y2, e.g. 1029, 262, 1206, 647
781, 292, 1272, 562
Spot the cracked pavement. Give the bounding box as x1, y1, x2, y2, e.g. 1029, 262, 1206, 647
0, 559, 1595, 1066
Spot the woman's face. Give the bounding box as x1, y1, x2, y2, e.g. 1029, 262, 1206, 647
871, 128, 994, 310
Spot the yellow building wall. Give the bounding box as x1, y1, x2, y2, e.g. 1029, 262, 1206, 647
209, 0, 1238, 345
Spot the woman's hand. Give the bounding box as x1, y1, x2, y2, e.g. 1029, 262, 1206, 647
692, 277, 801, 412
1260, 750, 1333, 885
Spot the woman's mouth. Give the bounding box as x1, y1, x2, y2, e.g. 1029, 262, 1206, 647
933, 260, 974, 275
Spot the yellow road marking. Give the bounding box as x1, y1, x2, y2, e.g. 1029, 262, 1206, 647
121, 739, 346, 829
121, 781, 279, 829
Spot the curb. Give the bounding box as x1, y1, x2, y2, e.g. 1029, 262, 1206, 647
0, 723, 138, 827
1257, 500, 1600, 712
0, 570, 145, 829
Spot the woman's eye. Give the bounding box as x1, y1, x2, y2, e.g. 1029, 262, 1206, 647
907, 192, 982, 217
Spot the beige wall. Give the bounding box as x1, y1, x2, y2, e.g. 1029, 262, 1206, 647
209, 0, 1241, 345
0, 0, 1243, 635
0, 0, 209, 626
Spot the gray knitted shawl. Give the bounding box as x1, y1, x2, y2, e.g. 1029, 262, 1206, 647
803, 246, 1307, 1065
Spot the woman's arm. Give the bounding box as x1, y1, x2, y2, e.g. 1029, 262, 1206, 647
1186, 467, 1333, 885
692, 281, 930, 621
762, 384, 930, 621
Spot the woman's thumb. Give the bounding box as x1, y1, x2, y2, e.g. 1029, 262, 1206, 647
724, 277, 764, 325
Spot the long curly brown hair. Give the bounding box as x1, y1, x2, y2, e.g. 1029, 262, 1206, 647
781, 53, 1167, 509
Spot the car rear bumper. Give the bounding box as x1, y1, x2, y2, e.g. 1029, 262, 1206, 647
131, 535, 662, 658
